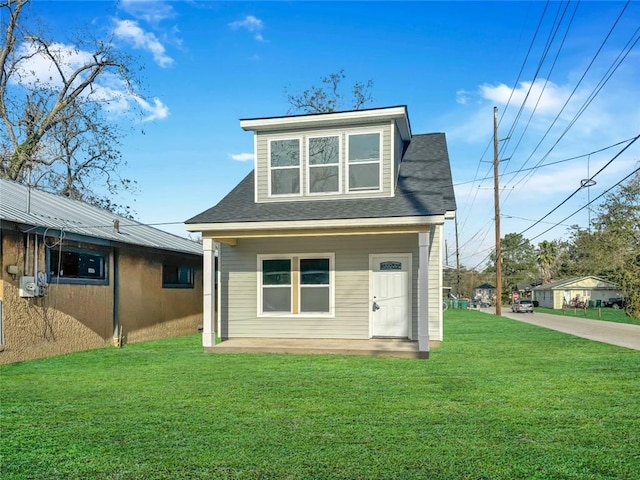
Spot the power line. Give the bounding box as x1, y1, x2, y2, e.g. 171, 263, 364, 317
529, 165, 640, 242
456, 1, 552, 235
453, 137, 634, 187
467, 165, 640, 271
508, 1, 637, 192
519, 134, 639, 236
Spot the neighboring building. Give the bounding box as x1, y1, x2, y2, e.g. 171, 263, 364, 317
0, 178, 203, 364
513, 280, 542, 300
532, 276, 621, 309
186, 106, 456, 358
472, 283, 495, 305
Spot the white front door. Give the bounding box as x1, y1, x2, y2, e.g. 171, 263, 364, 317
371, 254, 410, 338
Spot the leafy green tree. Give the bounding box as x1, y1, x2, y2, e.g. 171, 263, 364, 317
560, 173, 639, 318
592, 173, 640, 317
536, 239, 567, 284
488, 232, 538, 302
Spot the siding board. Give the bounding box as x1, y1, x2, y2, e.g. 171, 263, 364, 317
219, 232, 444, 340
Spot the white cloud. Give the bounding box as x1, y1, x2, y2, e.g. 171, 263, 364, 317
133, 95, 169, 122
15, 41, 94, 90
118, 0, 177, 24
229, 15, 265, 41
480, 79, 572, 115
444, 70, 640, 267
230, 152, 254, 162
10, 40, 169, 123
113, 19, 174, 68
456, 89, 471, 105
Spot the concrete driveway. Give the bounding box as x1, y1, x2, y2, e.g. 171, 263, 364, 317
480, 307, 640, 351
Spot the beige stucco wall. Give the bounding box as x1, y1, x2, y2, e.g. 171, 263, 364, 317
117, 249, 203, 343
0, 228, 203, 364
0, 230, 112, 363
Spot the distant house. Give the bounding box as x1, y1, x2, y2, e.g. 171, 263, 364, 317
186, 106, 456, 358
0, 178, 203, 364
532, 276, 621, 309
472, 283, 495, 305
513, 280, 542, 299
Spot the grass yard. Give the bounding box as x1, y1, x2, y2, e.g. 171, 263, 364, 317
534, 306, 640, 325
1, 310, 639, 480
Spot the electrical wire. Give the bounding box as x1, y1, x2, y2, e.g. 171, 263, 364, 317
453, 137, 634, 187
507, 1, 636, 192
528, 165, 640, 242
519, 134, 638, 236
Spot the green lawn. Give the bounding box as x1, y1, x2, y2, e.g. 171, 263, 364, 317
2, 310, 639, 480
535, 306, 640, 325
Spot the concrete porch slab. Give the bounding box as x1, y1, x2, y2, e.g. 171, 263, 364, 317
204, 338, 440, 359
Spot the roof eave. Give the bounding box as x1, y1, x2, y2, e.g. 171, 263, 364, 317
240, 106, 411, 140
186, 214, 447, 234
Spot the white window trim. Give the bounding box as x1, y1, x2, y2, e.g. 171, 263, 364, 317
346, 130, 383, 194
267, 137, 303, 198
257, 253, 335, 318
306, 134, 342, 196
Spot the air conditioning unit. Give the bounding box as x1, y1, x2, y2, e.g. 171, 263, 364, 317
19, 276, 40, 298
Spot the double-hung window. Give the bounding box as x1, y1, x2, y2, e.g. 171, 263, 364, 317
269, 139, 301, 196
262, 259, 292, 312
347, 132, 381, 191
259, 254, 333, 316
308, 135, 340, 194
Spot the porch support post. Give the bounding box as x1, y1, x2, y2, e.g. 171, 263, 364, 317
418, 232, 430, 353
202, 238, 216, 347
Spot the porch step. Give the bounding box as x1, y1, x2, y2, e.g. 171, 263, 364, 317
205, 338, 441, 359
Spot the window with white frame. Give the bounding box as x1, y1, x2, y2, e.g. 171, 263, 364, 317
308, 136, 340, 194
269, 139, 301, 196
262, 258, 292, 313
259, 255, 333, 315
347, 132, 381, 191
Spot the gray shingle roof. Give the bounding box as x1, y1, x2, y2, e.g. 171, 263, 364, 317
187, 133, 456, 225
0, 178, 202, 255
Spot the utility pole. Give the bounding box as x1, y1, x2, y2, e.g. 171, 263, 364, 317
493, 106, 502, 316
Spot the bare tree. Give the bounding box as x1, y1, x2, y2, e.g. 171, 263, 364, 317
0, 0, 142, 214
286, 69, 373, 114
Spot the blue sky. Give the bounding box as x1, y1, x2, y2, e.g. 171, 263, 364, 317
17, 0, 640, 268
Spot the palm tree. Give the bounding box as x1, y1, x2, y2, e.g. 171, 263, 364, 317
537, 240, 557, 285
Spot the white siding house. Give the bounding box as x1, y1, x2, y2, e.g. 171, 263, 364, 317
186, 106, 456, 358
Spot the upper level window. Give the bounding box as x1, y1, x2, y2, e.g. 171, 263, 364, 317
269, 139, 300, 196
308, 136, 340, 194
347, 132, 381, 191
49, 247, 108, 284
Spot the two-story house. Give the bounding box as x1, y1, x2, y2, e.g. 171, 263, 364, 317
186, 106, 456, 358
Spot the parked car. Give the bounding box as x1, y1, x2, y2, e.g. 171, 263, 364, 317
605, 297, 626, 309
512, 299, 534, 313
